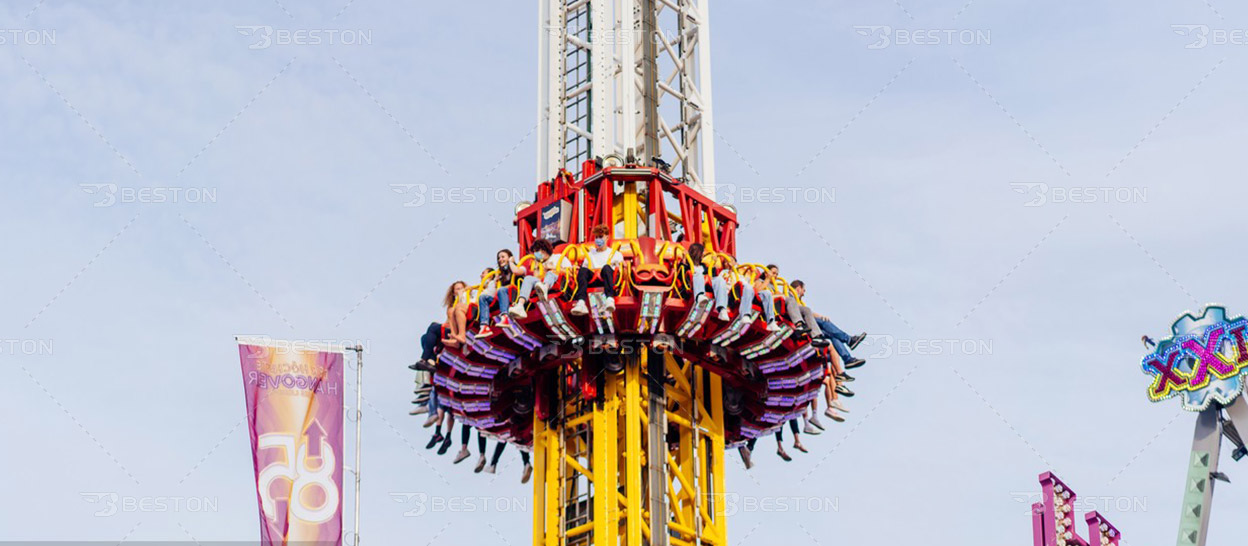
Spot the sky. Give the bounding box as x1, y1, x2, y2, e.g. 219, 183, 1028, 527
3, 0, 1248, 544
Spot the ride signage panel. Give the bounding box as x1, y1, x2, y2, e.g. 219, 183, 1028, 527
1142, 305, 1248, 412
237, 339, 345, 545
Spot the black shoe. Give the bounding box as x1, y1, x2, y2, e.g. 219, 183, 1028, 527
848, 333, 867, 350
811, 336, 831, 348
425, 434, 443, 450
835, 384, 855, 397
794, 321, 811, 334
843, 358, 866, 369
410, 359, 436, 372
837, 373, 855, 382
437, 437, 453, 455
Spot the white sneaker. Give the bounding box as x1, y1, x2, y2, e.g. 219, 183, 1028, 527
803, 423, 821, 435
535, 283, 549, 301
486, 464, 497, 474
453, 447, 471, 464
809, 414, 825, 430
508, 302, 528, 320
717, 308, 730, 321
604, 297, 616, 313
409, 407, 428, 416
766, 321, 782, 332
695, 293, 710, 305
570, 300, 589, 316
831, 400, 849, 413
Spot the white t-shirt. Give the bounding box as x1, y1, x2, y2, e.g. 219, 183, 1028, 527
584, 246, 623, 269
541, 253, 572, 272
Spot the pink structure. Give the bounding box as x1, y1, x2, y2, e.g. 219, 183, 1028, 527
1031, 472, 1123, 546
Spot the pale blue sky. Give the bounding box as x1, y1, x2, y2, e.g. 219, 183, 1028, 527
3, 0, 1248, 544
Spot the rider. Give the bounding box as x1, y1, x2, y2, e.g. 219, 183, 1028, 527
478, 249, 526, 337
570, 225, 622, 316
509, 238, 571, 320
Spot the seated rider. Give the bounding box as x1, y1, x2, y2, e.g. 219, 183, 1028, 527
477, 249, 527, 338
710, 255, 751, 322
570, 225, 622, 316
509, 238, 571, 320
786, 279, 867, 369
683, 242, 713, 306
752, 264, 783, 332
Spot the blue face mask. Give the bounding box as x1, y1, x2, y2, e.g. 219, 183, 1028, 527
595, 237, 606, 248
535, 251, 549, 261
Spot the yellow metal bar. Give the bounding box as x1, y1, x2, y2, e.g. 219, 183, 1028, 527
544, 420, 560, 546
564, 454, 593, 481
709, 372, 727, 542
623, 181, 639, 237
533, 415, 546, 546
625, 356, 644, 545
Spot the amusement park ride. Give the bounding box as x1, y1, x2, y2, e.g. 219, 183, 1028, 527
429, 1, 837, 544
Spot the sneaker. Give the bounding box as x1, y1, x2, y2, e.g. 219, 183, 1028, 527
849, 333, 867, 350
843, 358, 866, 369
766, 321, 782, 332
477, 325, 495, 338
473, 454, 487, 473
570, 300, 590, 316
453, 447, 471, 464
738, 446, 754, 470
695, 292, 711, 305
803, 423, 821, 435
837, 373, 855, 382
437, 437, 453, 455
486, 464, 497, 474
831, 400, 849, 413
835, 384, 855, 397
409, 406, 428, 416
425, 433, 443, 449
777, 447, 792, 462
717, 308, 730, 322
823, 408, 838, 419
604, 297, 616, 313
422, 414, 439, 428
794, 321, 811, 334
521, 463, 533, 484
811, 337, 830, 348
809, 414, 825, 430
535, 283, 549, 301
827, 412, 846, 423
497, 315, 511, 328
508, 302, 528, 320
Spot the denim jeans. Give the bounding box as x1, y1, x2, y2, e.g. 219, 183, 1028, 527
692, 265, 707, 299
759, 290, 775, 322
517, 271, 559, 301
816, 317, 853, 362
420, 321, 442, 361
478, 283, 511, 326
711, 277, 754, 316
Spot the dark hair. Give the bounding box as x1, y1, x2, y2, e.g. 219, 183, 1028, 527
766, 264, 778, 272
530, 239, 554, 255
791, 280, 805, 289
591, 225, 611, 238
688, 243, 705, 263
498, 249, 514, 259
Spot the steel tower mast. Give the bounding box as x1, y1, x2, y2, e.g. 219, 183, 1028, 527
537, 0, 718, 200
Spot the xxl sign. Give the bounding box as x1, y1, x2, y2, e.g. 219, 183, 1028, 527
1142, 305, 1248, 411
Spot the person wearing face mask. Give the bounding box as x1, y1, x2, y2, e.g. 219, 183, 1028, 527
509, 238, 571, 320
477, 249, 527, 338
570, 225, 623, 316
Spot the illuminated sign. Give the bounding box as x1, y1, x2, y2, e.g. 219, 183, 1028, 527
1142, 305, 1248, 411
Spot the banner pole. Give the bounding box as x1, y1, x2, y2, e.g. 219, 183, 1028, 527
348, 345, 364, 545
